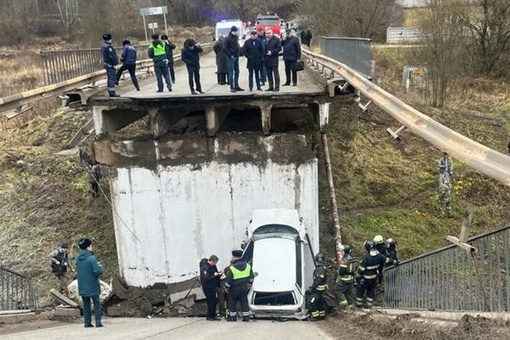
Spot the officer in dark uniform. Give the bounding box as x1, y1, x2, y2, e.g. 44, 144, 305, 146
199, 254, 221, 321
100, 33, 120, 97
309, 252, 327, 320
355, 239, 396, 309
224, 250, 254, 322
334, 244, 357, 311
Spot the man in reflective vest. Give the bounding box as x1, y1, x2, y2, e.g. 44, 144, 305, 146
308, 252, 327, 320
148, 33, 172, 93
224, 249, 254, 322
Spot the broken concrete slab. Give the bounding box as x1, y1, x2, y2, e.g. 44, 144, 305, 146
50, 289, 79, 308
54, 307, 80, 318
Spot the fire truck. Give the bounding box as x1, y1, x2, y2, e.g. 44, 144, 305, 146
255, 13, 282, 37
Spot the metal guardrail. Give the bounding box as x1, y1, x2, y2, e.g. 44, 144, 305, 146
0, 44, 212, 117
384, 223, 510, 311
0, 267, 38, 311
301, 49, 510, 187
41, 45, 150, 85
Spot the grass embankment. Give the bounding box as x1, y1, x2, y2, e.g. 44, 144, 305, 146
1, 42, 509, 303
319, 45, 510, 260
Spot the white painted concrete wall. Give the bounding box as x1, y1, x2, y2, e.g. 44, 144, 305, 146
111, 160, 318, 287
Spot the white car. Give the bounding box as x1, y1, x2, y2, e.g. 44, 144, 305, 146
241, 209, 315, 319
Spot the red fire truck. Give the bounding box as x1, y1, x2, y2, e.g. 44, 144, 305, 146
255, 13, 282, 37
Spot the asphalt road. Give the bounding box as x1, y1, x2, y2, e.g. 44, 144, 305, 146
1, 317, 334, 340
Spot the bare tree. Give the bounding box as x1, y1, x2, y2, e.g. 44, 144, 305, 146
457, 0, 510, 76
415, 0, 465, 107
296, 0, 402, 41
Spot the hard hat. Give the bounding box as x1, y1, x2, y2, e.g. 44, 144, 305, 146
374, 235, 384, 244
386, 238, 397, 249
315, 252, 325, 265
364, 239, 375, 252
339, 244, 352, 254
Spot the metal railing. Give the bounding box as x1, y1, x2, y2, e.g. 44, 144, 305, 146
301, 49, 510, 187
0, 267, 38, 311
41, 45, 150, 85
384, 223, 510, 312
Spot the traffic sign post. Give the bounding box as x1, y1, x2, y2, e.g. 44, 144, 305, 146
140, 6, 168, 41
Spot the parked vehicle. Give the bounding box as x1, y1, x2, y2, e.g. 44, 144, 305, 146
255, 13, 282, 37
215, 19, 246, 40
241, 208, 315, 319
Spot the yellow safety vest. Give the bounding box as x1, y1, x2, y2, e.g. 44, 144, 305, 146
149, 43, 166, 57
230, 263, 252, 280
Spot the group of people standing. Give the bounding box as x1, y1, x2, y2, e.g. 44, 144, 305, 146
199, 250, 254, 322
213, 25, 302, 93
308, 235, 399, 320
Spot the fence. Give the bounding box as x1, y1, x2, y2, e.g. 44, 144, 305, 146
320, 37, 372, 79
384, 223, 510, 312
0, 267, 38, 311
386, 27, 423, 44
41, 45, 149, 85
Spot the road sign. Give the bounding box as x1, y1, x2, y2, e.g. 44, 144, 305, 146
148, 23, 158, 29
140, 6, 168, 16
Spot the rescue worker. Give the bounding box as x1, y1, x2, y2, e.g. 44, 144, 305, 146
199, 255, 221, 321
374, 235, 387, 257
439, 178, 453, 218
48, 242, 74, 295
334, 244, 357, 312
438, 151, 453, 188
386, 238, 398, 264
355, 239, 395, 309
115, 40, 140, 91
224, 250, 254, 322
148, 33, 172, 93
161, 34, 176, 84
100, 33, 120, 97
308, 252, 327, 320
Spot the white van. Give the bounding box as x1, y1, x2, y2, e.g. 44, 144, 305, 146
215, 19, 246, 41
240, 209, 316, 319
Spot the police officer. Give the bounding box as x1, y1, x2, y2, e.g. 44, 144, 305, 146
334, 244, 357, 312
199, 255, 221, 321
309, 252, 327, 320
148, 33, 172, 93
224, 250, 254, 322
355, 239, 395, 309
161, 34, 176, 84
101, 33, 120, 97
115, 40, 140, 91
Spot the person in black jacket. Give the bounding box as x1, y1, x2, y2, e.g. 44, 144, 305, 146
242, 31, 264, 91
115, 40, 140, 91
213, 35, 228, 85
282, 29, 302, 86
200, 255, 222, 321
161, 34, 176, 84
181, 39, 204, 95
264, 28, 282, 92
223, 26, 244, 93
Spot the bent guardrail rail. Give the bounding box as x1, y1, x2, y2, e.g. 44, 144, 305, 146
302, 49, 510, 187
0, 44, 212, 118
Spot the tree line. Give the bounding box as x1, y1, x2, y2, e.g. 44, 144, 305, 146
0, 0, 508, 107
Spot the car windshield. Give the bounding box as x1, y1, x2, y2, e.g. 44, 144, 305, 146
252, 224, 299, 241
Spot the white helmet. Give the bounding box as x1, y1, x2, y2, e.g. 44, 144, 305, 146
374, 235, 384, 244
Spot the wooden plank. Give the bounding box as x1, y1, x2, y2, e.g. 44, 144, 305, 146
50, 289, 79, 308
